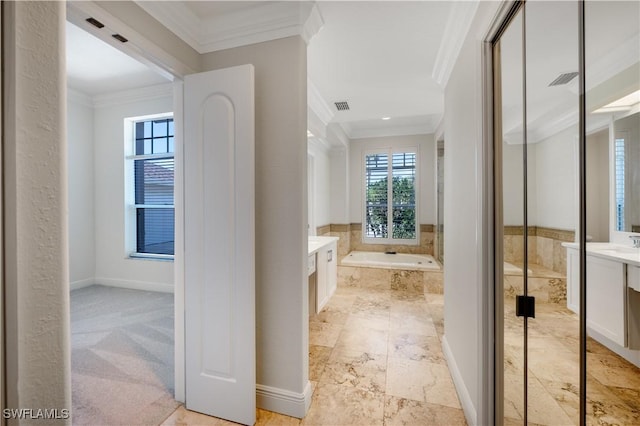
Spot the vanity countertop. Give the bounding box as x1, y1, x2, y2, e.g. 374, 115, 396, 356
562, 242, 640, 267
308, 236, 339, 255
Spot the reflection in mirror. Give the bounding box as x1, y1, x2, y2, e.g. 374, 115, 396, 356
523, 1, 580, 424
586, 0, 640, 424
613, 112, 640, 233
496, 7, 526, 423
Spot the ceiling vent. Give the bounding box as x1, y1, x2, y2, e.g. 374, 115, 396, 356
548, 72, 578, 86
334, 101, 350, 111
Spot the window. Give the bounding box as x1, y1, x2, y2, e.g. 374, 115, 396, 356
129, 117, 175, 257
614, 136, 625, 231
364, 150, 417, 243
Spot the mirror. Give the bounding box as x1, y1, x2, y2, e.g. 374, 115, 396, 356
613, 111, 640, 232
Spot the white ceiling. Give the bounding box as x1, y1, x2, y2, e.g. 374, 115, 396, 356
66, 21, 170, 97
307, 1, 452, 138
67, 1, 637, 142
499, 0, 639, 144
68, 0, 463, 140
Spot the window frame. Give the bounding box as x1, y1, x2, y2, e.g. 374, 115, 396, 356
124, 113, 175, 260
362, 147, 419, 245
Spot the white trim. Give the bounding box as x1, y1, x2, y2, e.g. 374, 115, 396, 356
349, 124, 434, 140
93, 83, 173, 109
70, 278, 95, 291
308, 136, 331, 153
432, 0, 480, 87
137, 1, 320, 54
94, 277, 174, 294
172, 81, 186, 403
308, 79, 334, 128
442, 335, 477, 425
133, 1, 201, 52
67, 88, 93, 108
302, 3, 324, 45
256, 382, 313, 419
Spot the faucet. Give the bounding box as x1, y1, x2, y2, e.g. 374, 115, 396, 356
630, 235, 640, 248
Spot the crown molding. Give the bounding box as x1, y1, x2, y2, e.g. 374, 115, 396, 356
93, 83, 173, 109
308, 78, 335, 127
302, 3, 324, 45
67, 88, 94, 108
136, 1, 323, 54
308, 135, 332, 153
432, 0, 479, 87
134, 1, 201, 52
347, 123, 434, 140
327, 123, 350, 150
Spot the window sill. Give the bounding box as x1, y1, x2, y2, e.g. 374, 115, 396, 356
129, 253, 174, 262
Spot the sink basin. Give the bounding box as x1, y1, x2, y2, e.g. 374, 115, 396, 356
596, 247, 640, 255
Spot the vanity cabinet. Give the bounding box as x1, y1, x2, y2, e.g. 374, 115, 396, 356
566, 248, 580, 313
565, 244, 640, 354
316, 240, 337, 313
586, 256, 626, 347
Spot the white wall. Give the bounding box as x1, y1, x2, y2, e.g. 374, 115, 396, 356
502, 143, 525, 226
348, 134, 436, 225
308, 138, 332, 229
329, 148, 350, 225
68, 92, 96, 287
442, 2, 501, 424
93, 87, 174, 292
502, 125, 578, 232
201, 36, 310, 417
533, 126, 578, 230
587, 128, 610, 241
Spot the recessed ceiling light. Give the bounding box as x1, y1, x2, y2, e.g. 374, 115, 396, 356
593, 90, 640, 113
382, 117, 391, 120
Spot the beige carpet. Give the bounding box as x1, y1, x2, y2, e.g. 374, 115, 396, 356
71, 285, 179, 425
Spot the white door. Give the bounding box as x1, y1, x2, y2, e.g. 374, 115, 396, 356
184, 64, 255, 425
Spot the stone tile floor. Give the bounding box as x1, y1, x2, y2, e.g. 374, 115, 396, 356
162, 277, 467, 425
503, 300, 640, 425
162, 274, 640, 425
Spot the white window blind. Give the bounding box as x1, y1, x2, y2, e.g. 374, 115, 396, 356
364, 150, 417, 243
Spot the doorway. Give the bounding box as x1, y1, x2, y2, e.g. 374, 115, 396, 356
66, 17, 178, 424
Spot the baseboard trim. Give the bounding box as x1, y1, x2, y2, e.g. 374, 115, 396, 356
70, 278, 94, 291
256, 381, 313, 419
94, 277, 174, 293
442, 335, 477, 425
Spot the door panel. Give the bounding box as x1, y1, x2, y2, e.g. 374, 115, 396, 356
496, 8, 526, 423
184, 65, 255, 425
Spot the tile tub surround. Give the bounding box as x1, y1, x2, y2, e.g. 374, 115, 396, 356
504, 226, 575, 275
503, 263, 567, 304
318, 223, 435, 259
338, 266, 444, 296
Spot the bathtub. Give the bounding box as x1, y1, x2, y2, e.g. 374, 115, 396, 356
504, 261, 533, 275
341, 251, 441, 271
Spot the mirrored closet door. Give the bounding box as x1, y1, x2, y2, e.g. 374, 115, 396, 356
492, 0, 640, 424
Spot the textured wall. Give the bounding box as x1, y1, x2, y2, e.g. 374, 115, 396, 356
3, 1, 72, 422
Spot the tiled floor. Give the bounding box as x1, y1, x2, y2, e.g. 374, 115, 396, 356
503, 299, 640, 425
162, 271, 466, 426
